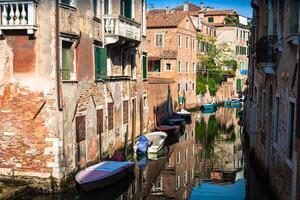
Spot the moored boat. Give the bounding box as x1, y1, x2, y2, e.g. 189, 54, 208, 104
167, 115, 186, 126
230, 98, 240, 106
75, 161, 134, 192
134, 131, 168, 154
175, 109, 192, 121
200, 103, 217, 113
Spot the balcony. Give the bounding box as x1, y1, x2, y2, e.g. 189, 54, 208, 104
0, 1, 38, 36
256, 35, 277, 74
104, 15, 141, 44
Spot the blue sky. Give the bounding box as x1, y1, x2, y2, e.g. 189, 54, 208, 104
147, 0, 252, 18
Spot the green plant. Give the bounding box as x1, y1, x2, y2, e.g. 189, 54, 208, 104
196, 77, 207, 95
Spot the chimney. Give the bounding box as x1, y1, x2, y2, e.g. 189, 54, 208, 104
183, 3, 189, 11
166, 6, 170, 14
200, 2, 204, 10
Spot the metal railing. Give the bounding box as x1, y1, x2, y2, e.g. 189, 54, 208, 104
256, 35, 277, 65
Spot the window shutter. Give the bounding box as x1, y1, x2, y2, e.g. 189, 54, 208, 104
95, 47, 107, 79
125, 0, 132, 19
62, 47, 70, 80
142, 53, 147, 79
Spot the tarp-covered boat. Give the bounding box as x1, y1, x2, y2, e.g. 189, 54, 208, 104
76, 161, 134, 192
134, 135, 150, 154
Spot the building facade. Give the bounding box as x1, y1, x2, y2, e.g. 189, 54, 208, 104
203, 9, 250, 97
146, 10, 197, 128
244, 0, 300, 199
0, 0, 147, 189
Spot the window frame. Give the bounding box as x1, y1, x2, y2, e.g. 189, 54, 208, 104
178, 34, 182, 48
178, 60, 182, 72
154, 33, 164, 47
165, 63, 172, 71
185, 62, 189, 73
61, 39, 76, 81
185, 36, 189, 49
286, 101, 295, 160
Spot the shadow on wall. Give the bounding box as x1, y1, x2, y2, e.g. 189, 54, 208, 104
152, 84, 174, 127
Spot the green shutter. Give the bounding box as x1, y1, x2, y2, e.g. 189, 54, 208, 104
142, 53, 147, 79
125, 0, 132, 19
95, 47, 107, 80
62, 47, 70, 80
236, 79, 242, 92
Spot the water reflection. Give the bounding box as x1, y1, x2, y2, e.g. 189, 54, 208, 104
31, 106, 244, 200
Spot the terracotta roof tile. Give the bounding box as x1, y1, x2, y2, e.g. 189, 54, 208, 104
205, 9, 236, 16
160, 50, 178, 59
147, 11, 188, 28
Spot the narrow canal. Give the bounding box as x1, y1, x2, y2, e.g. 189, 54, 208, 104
23, 106, 271, 200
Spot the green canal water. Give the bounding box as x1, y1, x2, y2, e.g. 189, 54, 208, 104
15, 106, 271, 200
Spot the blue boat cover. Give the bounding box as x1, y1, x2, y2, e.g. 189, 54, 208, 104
189, 179, 245, 200
137, 135, 150, 153
94, 161, 133, 172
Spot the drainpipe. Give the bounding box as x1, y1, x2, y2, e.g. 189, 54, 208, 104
56, 0, 63, 111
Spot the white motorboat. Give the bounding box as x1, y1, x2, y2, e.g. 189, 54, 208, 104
134, 131, 168, 154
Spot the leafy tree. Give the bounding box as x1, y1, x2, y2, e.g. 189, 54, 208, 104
196, 77, 207, 95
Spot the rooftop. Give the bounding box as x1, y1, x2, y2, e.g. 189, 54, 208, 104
147, 10, 188, 28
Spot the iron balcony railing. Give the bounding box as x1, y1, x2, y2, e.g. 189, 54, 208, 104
255, 35, 277, 66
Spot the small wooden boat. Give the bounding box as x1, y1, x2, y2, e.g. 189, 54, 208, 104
155, 124, 180, 134
75, 161, 134, 192
134, 132, 168, 154
200, 103, 217, 113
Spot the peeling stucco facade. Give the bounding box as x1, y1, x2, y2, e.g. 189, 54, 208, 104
0, 0, 148, 190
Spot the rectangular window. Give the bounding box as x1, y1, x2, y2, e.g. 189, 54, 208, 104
273, 97, 280, 143
192, 82, 195, 91
76, 115, 86, 142
240, 30, 242, 38
155, 33, 163, 47
178, 61, 181, 72
92, 0, 99, 17
192, 63, 196, 73
108, 102, 114, 130
287, 102, 295, 160
97, 109, 103, 134
60, 0, 75, 6
94, 46, 107, 79
178, 34, 182, 47
243, 31, 246, 39
208, 17, 214, 23
143, 96, 148, 109
236, 46, 240, 54
290, 0, 300, 33
62, 41, 74, 81
185, 37, 189, 49
186, 83, 188, 91
123, 101, 129, 124
121, 0, 132, 19
236, 29, 239, 38
192, 39, 195, 50
104, 0, 109, 14
178, 83, 181, 92
142, 52, 147, 79
185, 62, 189, 73
130, 53, 136, 79
165, 63, 171, 71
